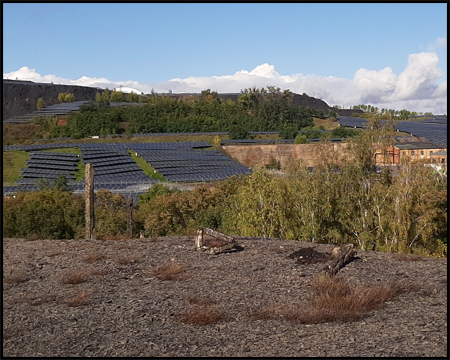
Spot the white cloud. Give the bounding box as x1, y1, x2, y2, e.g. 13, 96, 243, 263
3, 52, 447, 114
427, 37, 447, 52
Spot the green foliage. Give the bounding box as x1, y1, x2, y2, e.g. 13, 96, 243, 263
37, 175, 70, 192
110, 90, 124, 102
93, 189, 131, 239
40, 86, 318, 139
129, 150, 166, 180
330, 126, 359, 138
294, 134, 309, 144
37, 98, 44, 110
64, 93, 75, 102
58, 93, 75, 102
279, 125, 298, 139
3, 150, 29, 184
228, 125, 253, 140
3, 190, 85, 239
138, 183, 180, 205
297, 129, 323, 139
264, 156, 281, 170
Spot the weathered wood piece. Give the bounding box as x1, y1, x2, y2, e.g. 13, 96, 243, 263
195, 228, 239, 254
203, 228, 235, 243
195, 228, 204, 249
208, 243, 237, 255
323, 244, 356, 276
85, 163, 95, 240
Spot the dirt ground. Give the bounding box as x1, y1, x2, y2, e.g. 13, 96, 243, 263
3, 236, 447, 357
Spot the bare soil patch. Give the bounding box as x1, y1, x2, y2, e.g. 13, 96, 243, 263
3, 236, 447, 357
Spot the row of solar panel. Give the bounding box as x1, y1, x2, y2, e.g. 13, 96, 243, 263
158, 165, 250, 177
27, 156, 79, 163
4, 102, 144, 123
29, 151, 79, 158
26, 160, 78, 168
165, 170, 251, 183
82, 158, 136, 167
145, 160, 240, 169
21, 168, 75, 175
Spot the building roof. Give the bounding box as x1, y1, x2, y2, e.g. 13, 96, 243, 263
430, 150, 447, 156
393, 142, 444, 150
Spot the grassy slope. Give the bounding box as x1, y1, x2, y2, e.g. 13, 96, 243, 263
128, 150, 167, 181
3, 151, 29, 185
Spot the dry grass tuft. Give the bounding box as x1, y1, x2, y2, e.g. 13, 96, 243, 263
152, 261, 187, 281
177, 305, 227, 325
61, 270, 88, 284
84, 252, 104, 263
305, 274, 403, 323
249, 274, 404, 324
63, 291, 91, 307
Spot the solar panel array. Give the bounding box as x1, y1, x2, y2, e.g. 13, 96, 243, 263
127, 142, 252, 182
78, 143, 153, 183
409, 115, 447, 124
4, 101, 143, 123
337, 116, 447, 147
396, 122, 447, 148
20, 151, 79, 181
336, 116, 368, 128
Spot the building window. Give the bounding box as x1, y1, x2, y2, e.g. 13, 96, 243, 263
420, 151, 424, 155
441, 158, 446, 163
411, 150, 415, 155
430, 151, 433, 155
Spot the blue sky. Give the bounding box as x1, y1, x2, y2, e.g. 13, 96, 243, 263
3, 3, 447, 114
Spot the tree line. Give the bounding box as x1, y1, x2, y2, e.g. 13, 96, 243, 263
45, 87, 325, 139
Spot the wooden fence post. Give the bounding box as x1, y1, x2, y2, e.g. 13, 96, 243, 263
85, 163, 95, 240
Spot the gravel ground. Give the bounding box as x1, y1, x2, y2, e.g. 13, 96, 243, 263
3, 236, 447, 357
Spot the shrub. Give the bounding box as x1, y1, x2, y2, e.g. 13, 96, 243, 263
294, 134, 308, 144
2, 190, 85, 239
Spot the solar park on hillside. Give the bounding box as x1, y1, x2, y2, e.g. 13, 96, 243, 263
3, 114, 447, 200
3, 141, 253, 201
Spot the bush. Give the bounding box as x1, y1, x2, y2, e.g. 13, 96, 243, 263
279, 125, 298, 139
2, 190, 85, 239
294, 134, 309, 144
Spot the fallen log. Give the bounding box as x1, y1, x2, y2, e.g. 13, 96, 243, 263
323, 244, 357, 276
195, 228, 239, 255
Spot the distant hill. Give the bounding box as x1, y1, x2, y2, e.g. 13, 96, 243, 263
2, 80, 101, 120
3, 79, 362, 120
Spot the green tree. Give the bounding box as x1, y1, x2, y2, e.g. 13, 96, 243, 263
279, 125, 298, 139
294, 134, 309, 144
64, 93, 75, 102
37, 97, 44, 110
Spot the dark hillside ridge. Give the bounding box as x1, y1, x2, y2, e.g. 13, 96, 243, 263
3, 80, 102, 120
3, 79, 362, 120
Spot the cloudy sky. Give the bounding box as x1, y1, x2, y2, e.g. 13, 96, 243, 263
3, 3, 447, 114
